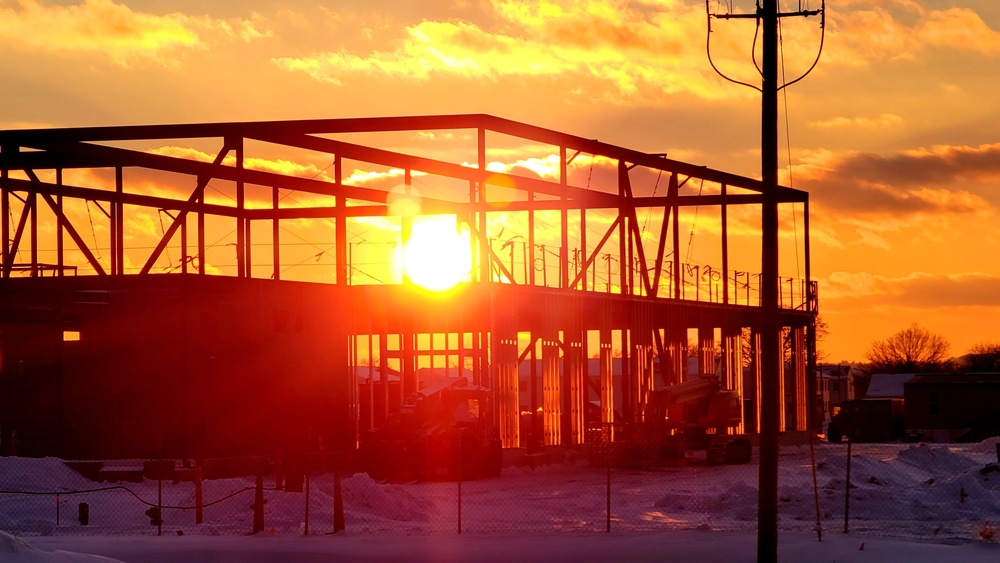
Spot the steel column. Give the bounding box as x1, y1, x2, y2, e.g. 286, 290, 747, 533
722, 183, 730, 304
336, 155, 347, 286
493, 304, 520, 449
631, 304, 654, 422
541, 332, 560, 446
670, 174, 681, 299
563, 313, 585, 446
115, 166, 124, 275
56, 169, 63, 275
599, 327, 614, 428
699, 326, 716, 377
272, 187, 280, 280
793, 326, 808, 431
1, 166, 8, 278
235, 138, 246, 278
722, 325, 744, 434
28, 189, 37, 276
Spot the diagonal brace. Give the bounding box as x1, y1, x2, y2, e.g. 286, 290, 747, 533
40, 192, 106, 276
568, 216, 623, 290
140, 143, 231, 275
460, 217, 519, 285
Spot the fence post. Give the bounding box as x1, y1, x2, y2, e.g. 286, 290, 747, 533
56, 494, 60, 527
253, 466, 265, 534
606, 457, 611, 533
458, 428, 463, 535
844, 438, 851, 534
194, 467, 203, 525
304, 457, 311, 535
333, 466, 345, 533
157, 477, 163, 537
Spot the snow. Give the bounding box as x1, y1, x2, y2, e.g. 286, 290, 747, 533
5, 441, 1000, 562
1, 530, 121, 562
864, 373, 914, 398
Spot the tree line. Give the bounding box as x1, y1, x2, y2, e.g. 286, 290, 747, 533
864, 323, 1000, 374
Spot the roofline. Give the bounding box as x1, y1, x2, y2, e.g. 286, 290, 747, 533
0, 114, 804, 197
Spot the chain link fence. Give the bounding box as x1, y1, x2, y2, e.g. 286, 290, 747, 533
3, 436, 1000, 543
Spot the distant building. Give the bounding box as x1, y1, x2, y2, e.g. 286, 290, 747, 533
904, 373, 1000, 442
816, 363, 862, 420
864, 373, 913, 399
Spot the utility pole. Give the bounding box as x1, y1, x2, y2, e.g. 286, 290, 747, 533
758, 2, 781, 560
706, 1, 825, 561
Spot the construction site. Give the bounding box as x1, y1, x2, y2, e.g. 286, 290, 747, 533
0, 115, 818, 472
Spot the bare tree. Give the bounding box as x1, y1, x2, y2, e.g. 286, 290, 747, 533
812, 315, 830, 363
737, 316, 828, 367
864, 323, 950, 373
959, 342, 1000, 372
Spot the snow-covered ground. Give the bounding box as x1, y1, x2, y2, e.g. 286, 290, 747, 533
5, 439, 1000, 562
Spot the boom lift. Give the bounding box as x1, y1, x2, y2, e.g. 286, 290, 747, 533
362, 377, 503, 481
626, 375, 751, 466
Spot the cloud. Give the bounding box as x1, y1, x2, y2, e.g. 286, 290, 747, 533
0, 0, 271, 68
809, 114, 903, 129
272, 0, 760, 101
825, 3, 1000, 66
795, 144, 1000, 219
823, 271, 1000, 310
270, 1, 1000, 102
149, 145, 335, 182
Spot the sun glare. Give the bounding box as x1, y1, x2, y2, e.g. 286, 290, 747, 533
402, 215, 472, 291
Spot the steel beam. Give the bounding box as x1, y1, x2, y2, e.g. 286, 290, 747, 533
0, 114, 805, 198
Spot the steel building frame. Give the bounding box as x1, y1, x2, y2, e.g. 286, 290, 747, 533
0, 115, 817, 450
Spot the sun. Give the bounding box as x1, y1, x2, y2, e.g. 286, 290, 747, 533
402, 215, 472, 291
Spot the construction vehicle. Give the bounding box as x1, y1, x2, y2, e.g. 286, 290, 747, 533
826, 398, 904, 443
624, 375, 751, 466
362, 376, 503, 481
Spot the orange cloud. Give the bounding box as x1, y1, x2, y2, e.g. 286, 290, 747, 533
271, 1, 1000, 101
0, 0, 271, 68
149, 145, 334, 181
809, 114, 903, 129
823, 271, 1000, 310
795, 145, 999, 215
826, 3, 1000, 66
272, 0, 764, 101
828, 143, 1000, 187
790, 144, 1000, 248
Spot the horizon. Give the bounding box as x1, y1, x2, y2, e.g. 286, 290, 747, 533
2, 0, 999, 361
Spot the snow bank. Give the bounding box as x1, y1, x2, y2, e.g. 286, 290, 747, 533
5, 440, 1000, 541
0, 530, 125, 562
0, 458, 96, 492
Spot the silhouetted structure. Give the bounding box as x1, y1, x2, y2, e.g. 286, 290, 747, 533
0, 115, 816, 459
905, 374, 1000, 442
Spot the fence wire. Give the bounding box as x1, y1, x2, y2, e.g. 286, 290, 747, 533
3, 439, 1000, 543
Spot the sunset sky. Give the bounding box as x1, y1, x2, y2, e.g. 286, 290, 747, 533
2, 0, 999, 363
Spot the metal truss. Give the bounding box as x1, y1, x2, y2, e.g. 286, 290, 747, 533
0, 114, 812, 307
0, 115, 819, 450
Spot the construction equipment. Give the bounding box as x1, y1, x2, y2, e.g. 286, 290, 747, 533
827, 398, 904, 443
362, 377, 503, 481
628, 375, 751, 466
